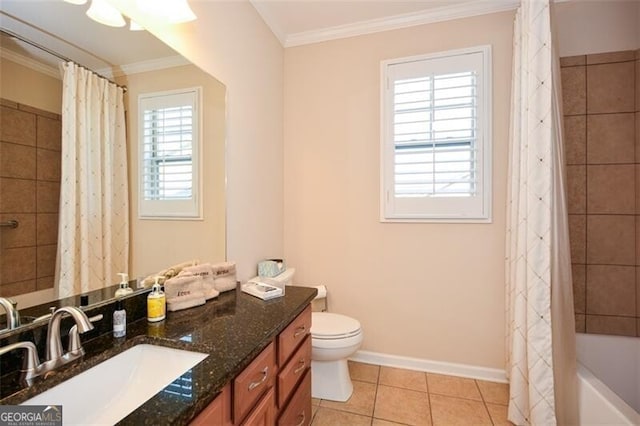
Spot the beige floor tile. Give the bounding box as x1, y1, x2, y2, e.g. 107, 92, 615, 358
379, 366, 427, 392
430, 394, 491, 426
349, 361, 380, 384
312, 398, 321, 406
374, 384, 431, 426
312, 403, 319, 418
476, 380, 509, 405
311, 407, 372, 426
486, 403, 514, 426
372, 419, 407, 426
320, 380, 376, 416
427, 373, 482, 401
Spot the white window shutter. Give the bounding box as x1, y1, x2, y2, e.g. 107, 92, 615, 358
381, 46, 492, 222
138, 88, 202, 219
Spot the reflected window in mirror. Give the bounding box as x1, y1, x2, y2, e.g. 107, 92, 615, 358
138, 87, 202, 219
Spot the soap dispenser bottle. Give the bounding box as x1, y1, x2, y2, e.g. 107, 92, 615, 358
113, 299, 126, 338
115, 273, 133, 297
147, 278, 166, 322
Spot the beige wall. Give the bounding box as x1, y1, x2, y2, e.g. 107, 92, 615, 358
283, 11, 513, 368
118, 65, 226, 278
0, 58, 62, 114
555, 0, 640, 57
110, 0, 284, 281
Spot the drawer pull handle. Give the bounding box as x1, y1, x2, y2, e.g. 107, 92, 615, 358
293, 359, 306, 375
248, 366, 269, 391
295, 411, 306, 426
293, 326, 306, 337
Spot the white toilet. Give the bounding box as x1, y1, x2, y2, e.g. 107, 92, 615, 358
311, 311, 363, 402
260, 268, 363, 402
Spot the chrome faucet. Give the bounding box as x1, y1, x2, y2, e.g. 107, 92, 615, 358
0, 307, 100, 384
0, 341, 40, 381
0, 297, 21, 330
42, 307, 95, 372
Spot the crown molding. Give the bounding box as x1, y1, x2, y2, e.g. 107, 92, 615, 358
97, 55, 191, 79
249, 0, 287, 46
284, 0, 520, 48
0, 46, 61, 79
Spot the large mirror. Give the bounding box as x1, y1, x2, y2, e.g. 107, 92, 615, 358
0, 0, 226, 333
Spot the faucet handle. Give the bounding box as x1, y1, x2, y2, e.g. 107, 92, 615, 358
68, 314, 103, 354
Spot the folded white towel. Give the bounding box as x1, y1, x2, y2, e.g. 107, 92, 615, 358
181, 263, 219, 300
210, 261, 237, 292
164, 273, 207, 312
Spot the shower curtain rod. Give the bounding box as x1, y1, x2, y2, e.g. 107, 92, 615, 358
0, 28, 128, 92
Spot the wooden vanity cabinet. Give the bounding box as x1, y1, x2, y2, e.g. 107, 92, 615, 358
233, 342, 277, 423
276, 306, 312, 425
240, 388, 275, 426
277, 370, 311, 426
189, 305, 312, 426
190, 383, 232, 426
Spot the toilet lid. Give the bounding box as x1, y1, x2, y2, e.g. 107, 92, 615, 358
311, 312, 361, 339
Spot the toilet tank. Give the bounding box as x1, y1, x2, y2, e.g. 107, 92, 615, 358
249, 268, 295, 295
269, 268, 295, 286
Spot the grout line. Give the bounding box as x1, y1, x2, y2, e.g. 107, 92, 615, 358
474, 379, 496, 425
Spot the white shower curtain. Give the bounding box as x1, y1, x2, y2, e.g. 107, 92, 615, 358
505, 1, 577, 425
55, 62, 129, 298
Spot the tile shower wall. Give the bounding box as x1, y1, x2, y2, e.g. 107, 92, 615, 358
562, 50, 640, 337
0, 99, 61, 297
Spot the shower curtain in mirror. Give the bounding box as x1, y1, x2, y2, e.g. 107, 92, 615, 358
505, 1, 577, 424
55, 62, 129, 298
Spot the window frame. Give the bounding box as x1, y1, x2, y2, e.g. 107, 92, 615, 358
138, 87, 203, 220
380, 45, 492, 223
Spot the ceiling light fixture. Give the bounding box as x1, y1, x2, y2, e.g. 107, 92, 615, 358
86, 0, 126, 28
136, 0, 197, 24
63, 0, 88, 5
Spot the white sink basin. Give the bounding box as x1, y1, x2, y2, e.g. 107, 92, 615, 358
22, 344, 208, 425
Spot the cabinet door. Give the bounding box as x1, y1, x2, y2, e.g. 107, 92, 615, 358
241, 388, 275, 426
277, 335, 311, 409
278, 306, 311, 366
234, 342, 277, 423
278, 370, 311, 426
189, 384, 231, 426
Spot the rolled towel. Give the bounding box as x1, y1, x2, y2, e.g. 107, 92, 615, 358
181, 263, 219, 300
211, 261, 237, 292
141, 259, 200, 288
164, 273, 207, 312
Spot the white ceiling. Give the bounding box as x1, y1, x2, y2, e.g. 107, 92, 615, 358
0, 0, 522, 75
250, 0, 520, 46
0, 0, 183, 77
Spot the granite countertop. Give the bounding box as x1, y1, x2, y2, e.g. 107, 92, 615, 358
0, 286, 317, 425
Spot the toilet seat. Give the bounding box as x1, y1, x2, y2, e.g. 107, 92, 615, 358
312, 312, 361, 340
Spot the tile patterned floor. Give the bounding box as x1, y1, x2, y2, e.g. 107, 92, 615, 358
310, 361, 514, 426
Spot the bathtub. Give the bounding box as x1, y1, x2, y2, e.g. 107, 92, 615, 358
576, 333, 640, 425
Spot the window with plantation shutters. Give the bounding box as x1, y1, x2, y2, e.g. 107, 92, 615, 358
381, 46, 492, 222
138, 88, 202, 219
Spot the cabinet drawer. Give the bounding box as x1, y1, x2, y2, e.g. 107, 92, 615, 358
189, 384, 231, 426
277, 335, 311, 409
241, 387, 275, 426
278, 369, 311, 426
278, 305, 311, 366
233, 342, 276, 423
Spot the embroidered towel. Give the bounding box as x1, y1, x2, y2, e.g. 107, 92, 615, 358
211, 262, 237, 292
181, 263, 219, 300
164, 272, 206, 312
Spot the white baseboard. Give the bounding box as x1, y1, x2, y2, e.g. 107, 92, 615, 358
350, 350, 508, 384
